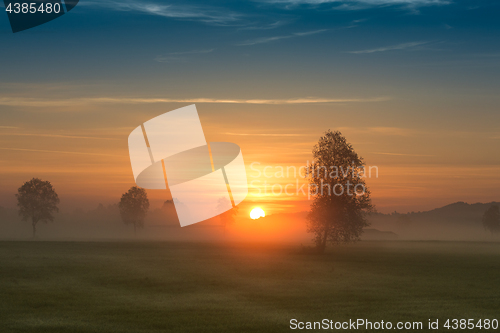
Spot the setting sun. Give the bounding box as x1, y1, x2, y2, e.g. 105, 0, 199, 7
250, 207, 266, 220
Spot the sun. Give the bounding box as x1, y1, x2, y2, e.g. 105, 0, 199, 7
250, 207, 265, 220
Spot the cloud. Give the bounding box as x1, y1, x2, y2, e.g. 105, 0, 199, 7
155, 49, 214, 63
348, 41, 430, 54
366, 127, 415, 136
84, 1, 241, 25
0, 96, 390, 107
0, 126, 19, 129
293, 29, 328, 36
0, 147, 123, 157
0, 133, 119, 140
371, 151, 435, 157
236, 29, 327, 46
338, 127, 416, 136
239, 20, 290, 31
236, 35, 291, 46
162, 49, 215, 56
256, 0, 451, 10
342, 127, 500, 142
223, 133, 305, 136
0, 97, 80, 107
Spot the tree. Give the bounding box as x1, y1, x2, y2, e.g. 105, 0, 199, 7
16, 178, 60, 237
118, 186, 150, 235
306, 130, 374, 253
482, 205, 500, 234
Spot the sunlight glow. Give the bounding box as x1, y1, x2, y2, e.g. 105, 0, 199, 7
250, 207, 266, 220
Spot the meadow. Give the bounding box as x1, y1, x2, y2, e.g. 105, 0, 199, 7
0, 240, 499, 332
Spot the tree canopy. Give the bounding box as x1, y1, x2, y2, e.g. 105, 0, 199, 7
118, 186, 150, 235
482, 205, 500, 234
16, 178, 59, 237
306, 130, 373, 253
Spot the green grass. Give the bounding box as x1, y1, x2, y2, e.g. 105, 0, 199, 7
0, 241, 499, 332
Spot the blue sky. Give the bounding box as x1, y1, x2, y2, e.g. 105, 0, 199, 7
1, 0, 500, 98
1, 0, 499, 132
1, 0, 499, 212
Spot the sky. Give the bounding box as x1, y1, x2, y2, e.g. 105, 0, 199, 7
0, 0, 499, 216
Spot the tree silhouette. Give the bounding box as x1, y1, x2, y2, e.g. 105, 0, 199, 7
119, 186, 150, 235
16, 178, 60, 237
306, 130, 373, 253
482, 205, 500, 234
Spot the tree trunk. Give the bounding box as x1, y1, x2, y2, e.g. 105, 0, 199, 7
31, 217, 37, 238
134, 223, 137, 237
316, 228, 328, 254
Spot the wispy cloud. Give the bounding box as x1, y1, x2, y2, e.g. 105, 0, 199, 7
0, 147, 123, 157
236, 29, 327, 46
348, 41, 430, 54
293, 29, 328, 36
256, 0, 451, 10
239, 20, 290, 31
155, 49, 214, 63
223, 133, 305, 136
0, 126, 19, 129
371, 151, 434, 157
366, 127, 415, 136
343, 127, 500, 141
338, 127, 416, 136
0, 96, 390, 107
0, 133, 119, 140
84, 1, 241, 25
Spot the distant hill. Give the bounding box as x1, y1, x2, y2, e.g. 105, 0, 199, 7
413, 201, 500, 221
369, 202, 500, 241
371, 201, 500, 225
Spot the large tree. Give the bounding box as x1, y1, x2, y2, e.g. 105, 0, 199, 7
482, 205, 500, 234
119, 186, 150, 235
16, 178, 60, 237
306, 130, 374, 253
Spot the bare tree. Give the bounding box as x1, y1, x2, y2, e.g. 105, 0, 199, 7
119, 186, 150, 235
306, 130, 373, 253
482, 205, 500, 234
16, 178, 59, 237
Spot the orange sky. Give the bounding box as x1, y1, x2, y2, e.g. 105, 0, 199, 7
2, 0, 500, 223
1, 95, 499, 218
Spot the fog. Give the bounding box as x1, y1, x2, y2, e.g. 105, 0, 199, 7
0, 201, 498, 243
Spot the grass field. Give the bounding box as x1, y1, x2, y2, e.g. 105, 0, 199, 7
0, 241, 499, 332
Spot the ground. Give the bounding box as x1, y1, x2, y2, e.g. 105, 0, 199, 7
0, 241, 499, 332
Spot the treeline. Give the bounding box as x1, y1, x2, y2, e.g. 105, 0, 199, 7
0, 200, 223, 240
0, 178, 225, 240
